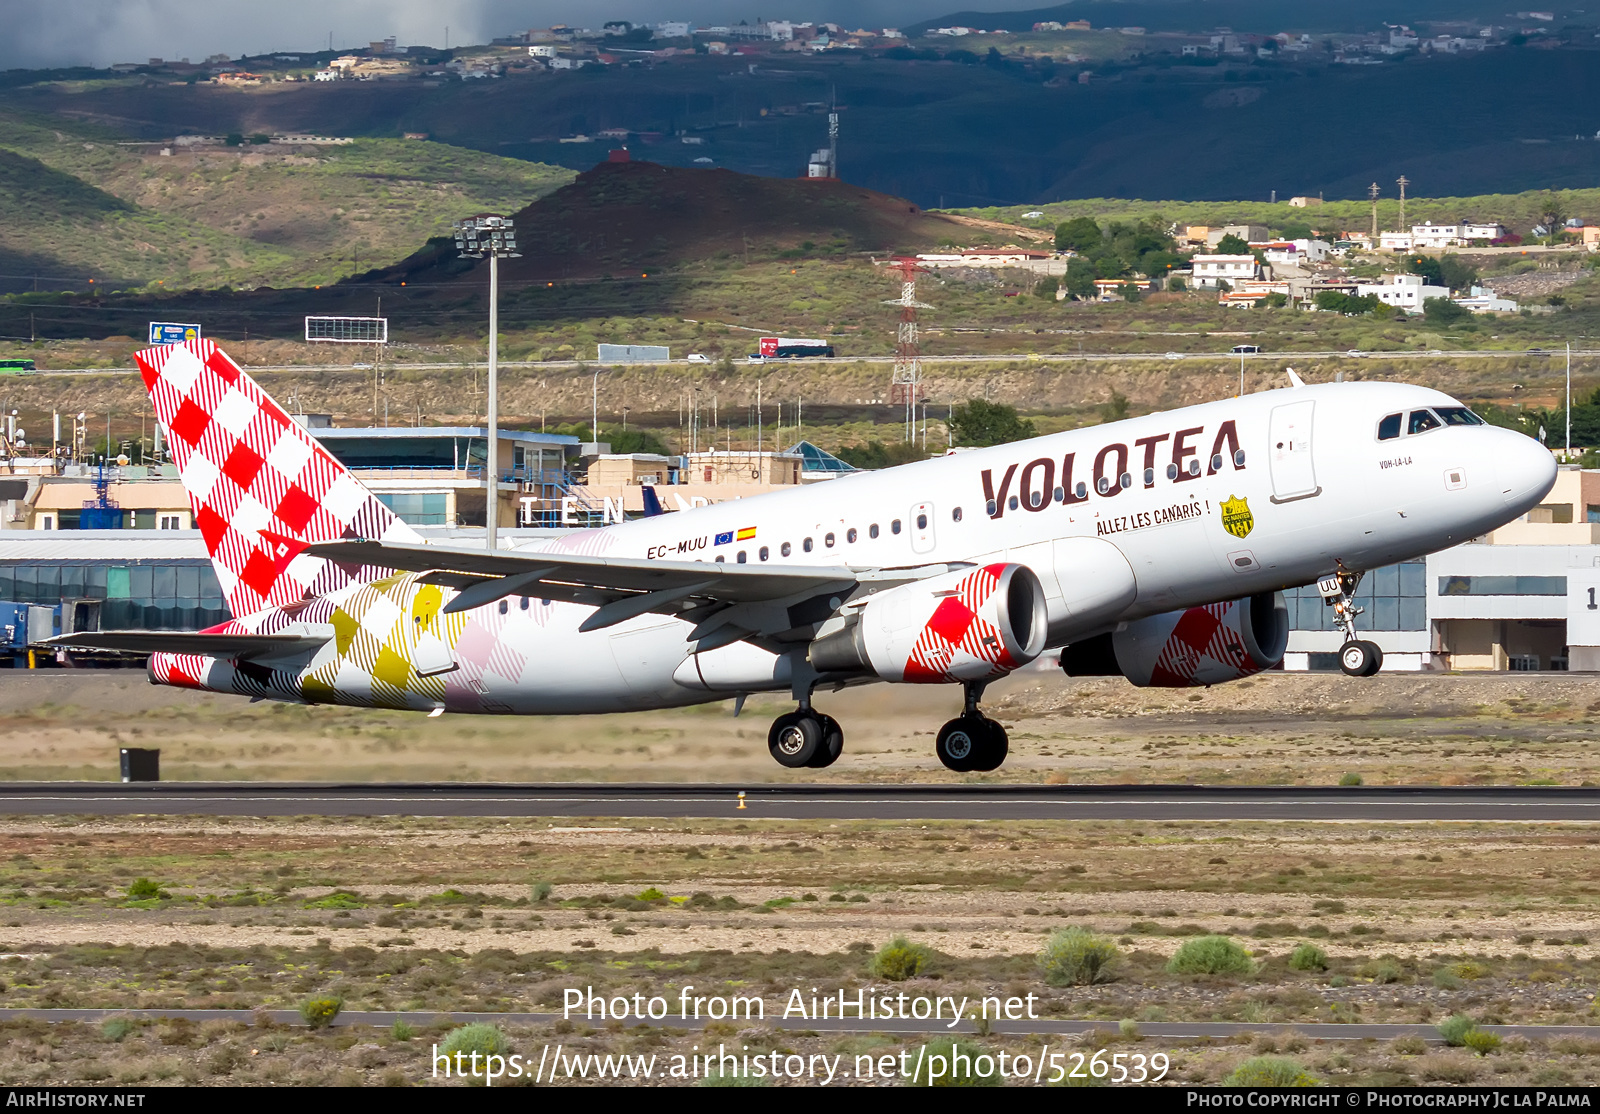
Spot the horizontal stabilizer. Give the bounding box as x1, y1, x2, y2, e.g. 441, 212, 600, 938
43, 630, 332, 660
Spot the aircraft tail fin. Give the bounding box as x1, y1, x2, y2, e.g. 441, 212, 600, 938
640, 484, 665, 517
135, 339, 420, 619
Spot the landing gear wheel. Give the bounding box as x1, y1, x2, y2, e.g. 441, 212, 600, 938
1357, 640, 1383, 677
768, 711, 822, 768
969, 719, 1009, 772
1338, 640, 1382, 678
935, 716, 1009, 772
808, 713, 844, 768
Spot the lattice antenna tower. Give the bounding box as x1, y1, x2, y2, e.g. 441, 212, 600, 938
885, 258, 933, 442
828, 85, 839, 179
1396, 175, 1409, 233
1368, 182, 1380, 240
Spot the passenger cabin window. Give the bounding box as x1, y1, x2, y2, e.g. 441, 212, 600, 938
951, 507, 962, 522
1436, 407, 1485, 426
916, 513, 928, 530
803, 537, 814, 552
847, 528, 858, 543
824, 533, 835, 547
737, 550, 747, 563
781, 542, 792, 557
891, 520, 902, 534
1408, 409, 1441, 435
869, 523, 880, 539
759, 546, 769, 561
1377, 413, 1402, 440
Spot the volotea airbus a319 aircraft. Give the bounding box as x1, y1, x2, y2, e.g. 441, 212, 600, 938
54, 340, 1556, 772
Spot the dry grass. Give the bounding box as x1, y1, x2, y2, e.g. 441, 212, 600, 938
4, 670, 1600, 786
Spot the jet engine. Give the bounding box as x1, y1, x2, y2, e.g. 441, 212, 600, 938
1060, 591, 1288, 687
809, 562, 1049, 683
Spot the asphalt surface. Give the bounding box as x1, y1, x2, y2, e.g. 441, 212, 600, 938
0, 1007, 1592, 1042
3, 783, 1599, 821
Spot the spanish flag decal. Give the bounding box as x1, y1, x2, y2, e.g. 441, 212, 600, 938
736, 526, 758, 541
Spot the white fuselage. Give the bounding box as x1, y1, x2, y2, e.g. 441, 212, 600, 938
437, 380, 1552, 713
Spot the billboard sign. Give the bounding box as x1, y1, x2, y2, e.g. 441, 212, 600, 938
306, 316, 388, 344
148, 322, 201, 345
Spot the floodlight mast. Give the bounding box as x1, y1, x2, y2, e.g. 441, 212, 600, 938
453, 216, 520, 551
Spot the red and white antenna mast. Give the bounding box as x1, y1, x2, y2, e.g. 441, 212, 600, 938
885, 258, 932, 442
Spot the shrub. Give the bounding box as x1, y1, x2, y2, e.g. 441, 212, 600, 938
1432, 968, 1464, 990
1038, 927, 1120, 986
126, 878, 162, 900
1438, 1014, 1476, 1046
1463, 1029, 1502, 1056
440, 1023, 509, 1060
909, 1037, 1002, 1087
299, 996, 343, 1029
1287, 944, 1327, 972
1167, 935, 1254, 976
1339, 772, 1363, 786
635, 887, 667, 902
1118, 1019, 1140, 1039
391, 1020, 414, 1041
870, 936, 935, 981
1223, 1056, 1320, 1086
1363, 958, 1403, 984
101, 1018, 134, 1042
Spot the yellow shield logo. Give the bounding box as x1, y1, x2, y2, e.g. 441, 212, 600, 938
1220, 495, 1254, 539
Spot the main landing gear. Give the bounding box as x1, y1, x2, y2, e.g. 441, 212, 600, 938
1319, 570, 1383, 678
934, 682, 1009, 773
768, 709, 844, 768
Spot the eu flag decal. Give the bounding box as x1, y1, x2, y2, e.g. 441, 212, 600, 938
714, 530, 734, 546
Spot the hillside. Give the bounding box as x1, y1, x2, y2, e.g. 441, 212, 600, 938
385, 158, 975, 286
960, 187, 1600, 241
8, 47, 1600, 209
0, 112, 573, 294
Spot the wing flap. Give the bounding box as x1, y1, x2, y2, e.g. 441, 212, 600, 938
306, 540, 858, 603
43, 630, 332, 660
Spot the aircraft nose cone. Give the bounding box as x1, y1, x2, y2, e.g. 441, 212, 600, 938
1496, 430, 1557, 515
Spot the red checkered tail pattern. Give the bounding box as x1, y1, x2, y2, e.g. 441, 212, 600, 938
136, 340, 421, 619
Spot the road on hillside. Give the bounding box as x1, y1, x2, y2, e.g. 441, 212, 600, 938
32, 349, 1600, 376
2, 783, 1597, 821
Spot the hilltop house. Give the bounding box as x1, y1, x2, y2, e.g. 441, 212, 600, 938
1354, 273, 1450, 311
1190, 254, 1259, 288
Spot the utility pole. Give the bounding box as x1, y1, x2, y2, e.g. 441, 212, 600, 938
1396, 176, 1409, 235
1369, 182, 1380, 240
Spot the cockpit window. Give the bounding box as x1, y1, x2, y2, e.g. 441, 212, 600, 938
1408, 409, 1442, 435
1435, 406, 1484, 427
1377, 413, 1402, 441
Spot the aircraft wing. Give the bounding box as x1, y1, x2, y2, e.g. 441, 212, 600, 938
41, 630, 332, 659
305, 539, 864, 647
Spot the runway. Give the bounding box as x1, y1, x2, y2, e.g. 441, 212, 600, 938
2, 782, 1599, 821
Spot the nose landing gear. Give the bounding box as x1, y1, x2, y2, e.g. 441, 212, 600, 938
1319, 570, 1383, 678
934, 682, 1010, 772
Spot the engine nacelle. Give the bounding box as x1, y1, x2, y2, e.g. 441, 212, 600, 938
810, 562, 1049, 683
1060, 591, 1288, 687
